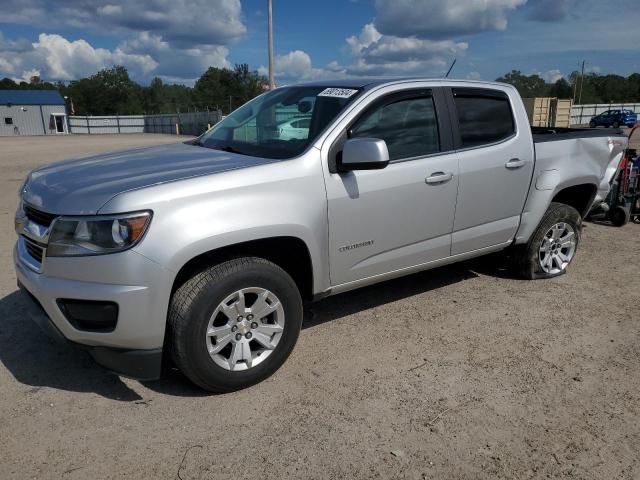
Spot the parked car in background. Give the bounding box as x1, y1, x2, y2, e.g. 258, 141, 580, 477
589, 109, 637, 128
277, 116, 311, 140
15, 79, 626, 392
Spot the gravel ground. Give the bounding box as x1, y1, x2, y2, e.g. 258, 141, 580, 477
1, 134, 638, 479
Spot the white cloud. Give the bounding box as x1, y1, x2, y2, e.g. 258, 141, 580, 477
119, 32, 230, 83
539, 69, 564, 83
340, 24, 467, 77
346, 23, 383, 55
35, 34, 157, 79
97, 4, 123, 16
20, 68, 41, 82
258, 50, 328, 83
0, 33, 158, 81
0, 0, 243, 84
2, 0, 246, 47
373, 0, 526, 38
527, 0, 576, 21
260, 23, 468, 84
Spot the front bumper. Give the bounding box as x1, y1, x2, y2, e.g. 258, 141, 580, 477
18, 283, 162, 379
14, 240, 173, 380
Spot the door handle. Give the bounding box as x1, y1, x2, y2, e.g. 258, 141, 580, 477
425, 171, 453, 184
505, 158, 526, 169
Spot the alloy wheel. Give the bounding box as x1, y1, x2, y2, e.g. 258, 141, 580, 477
538, 222, 577, 274
205, 287, 285, 371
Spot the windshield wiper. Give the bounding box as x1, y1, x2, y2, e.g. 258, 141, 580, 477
208, 144, 248, 155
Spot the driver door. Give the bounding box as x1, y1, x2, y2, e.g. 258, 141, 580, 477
323, 88, 459, 286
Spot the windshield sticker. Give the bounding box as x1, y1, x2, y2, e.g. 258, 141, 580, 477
318, 88, 359, 99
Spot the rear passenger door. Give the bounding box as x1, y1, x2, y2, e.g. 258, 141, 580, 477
448, 87, 534, 255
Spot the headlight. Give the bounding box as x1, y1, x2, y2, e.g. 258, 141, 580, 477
47, 211, 152, 257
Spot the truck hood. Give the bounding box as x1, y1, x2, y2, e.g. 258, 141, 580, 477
22, 142, 276, 215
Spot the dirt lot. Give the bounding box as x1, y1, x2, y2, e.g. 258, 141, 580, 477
1, 134, 639, 479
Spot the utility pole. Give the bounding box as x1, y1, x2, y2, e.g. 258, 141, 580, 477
268, 0, 275, 90
577, 60, 585, 105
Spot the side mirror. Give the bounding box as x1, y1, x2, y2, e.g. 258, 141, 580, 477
338, 138, 390, 172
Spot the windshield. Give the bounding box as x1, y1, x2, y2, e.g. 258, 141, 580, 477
197, 86, 362, 159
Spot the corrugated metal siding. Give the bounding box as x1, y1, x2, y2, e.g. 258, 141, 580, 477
69, 112, 221, 136
0, 104, 67, 136
68, 115, 145, 134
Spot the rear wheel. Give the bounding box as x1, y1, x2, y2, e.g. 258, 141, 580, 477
613, 121, 620, 128
168, 257, 303, 392
512, 202, 581, 279
610, 205, 630, 227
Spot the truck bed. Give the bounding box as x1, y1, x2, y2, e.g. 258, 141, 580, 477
531, 126, 627, 205
531, 126, 626, 143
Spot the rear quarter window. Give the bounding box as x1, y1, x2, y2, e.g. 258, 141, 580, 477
453, 89, 515, 148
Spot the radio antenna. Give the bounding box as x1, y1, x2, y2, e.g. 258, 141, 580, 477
445, 58, 457, 78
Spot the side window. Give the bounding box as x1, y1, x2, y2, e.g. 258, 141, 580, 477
452, 90, 515, 148
350, 95, 440, 161
4, 117, 12, 125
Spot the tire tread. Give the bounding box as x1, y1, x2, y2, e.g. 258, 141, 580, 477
512, 202, 581, 280
168, 257, 296, 392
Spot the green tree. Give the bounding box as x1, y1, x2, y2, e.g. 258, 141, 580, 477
496, 70, 547, 97
0, 77, 18, 89
548, 78, 572, 98
193, 64, 267, 114
65, 66, 144, 115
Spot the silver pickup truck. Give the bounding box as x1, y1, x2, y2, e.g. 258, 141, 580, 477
14, 79, 626, 391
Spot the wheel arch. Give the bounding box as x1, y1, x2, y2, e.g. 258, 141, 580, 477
170, 236, 316, 302
551, 183, 598, 218
515, 179, 598, 244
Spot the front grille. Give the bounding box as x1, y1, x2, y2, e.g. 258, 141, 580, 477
24, 205, 58, 227
23, 236, 45, 263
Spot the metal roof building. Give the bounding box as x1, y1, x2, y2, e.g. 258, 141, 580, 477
0, 90, 68, 136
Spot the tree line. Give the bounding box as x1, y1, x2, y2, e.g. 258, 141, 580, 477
496, 70, 640, 103
0, 64, 267, 116
3, 67, 640, 115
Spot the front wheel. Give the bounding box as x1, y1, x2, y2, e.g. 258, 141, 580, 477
589, 121, 596, 128
168, 257, 303, 392
512, 202, 581, 279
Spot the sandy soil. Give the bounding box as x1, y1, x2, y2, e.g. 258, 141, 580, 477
0, 134, 638, 479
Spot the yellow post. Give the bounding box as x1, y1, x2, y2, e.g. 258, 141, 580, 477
175, 123, 180, 135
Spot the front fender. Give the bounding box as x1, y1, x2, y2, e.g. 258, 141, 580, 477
100, 154, 330, 296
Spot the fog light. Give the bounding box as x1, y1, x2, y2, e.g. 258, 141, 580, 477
57, 299, 118, 332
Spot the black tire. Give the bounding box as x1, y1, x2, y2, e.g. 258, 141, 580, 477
168, 257, 303, 392
612, 121, 620, 129
610, 205, 630, 227
512, 202, 581, 280
589, 121, 596, 128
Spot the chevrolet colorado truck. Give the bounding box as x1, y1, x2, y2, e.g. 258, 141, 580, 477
14, 79, 626, 392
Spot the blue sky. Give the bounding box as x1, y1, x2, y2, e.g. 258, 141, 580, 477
0, 0, 638, 86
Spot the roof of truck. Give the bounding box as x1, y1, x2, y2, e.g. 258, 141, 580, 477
289, 77, 511, 90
